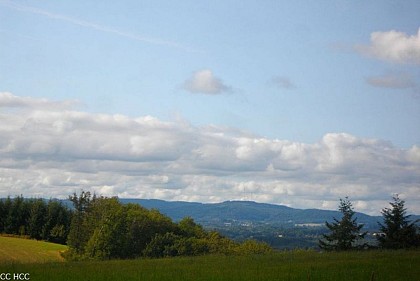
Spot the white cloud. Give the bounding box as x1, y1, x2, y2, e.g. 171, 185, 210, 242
356, 28, 420, 65
183, 69, 231, 95
1, 93, 419, 215
0, 92, 78, 110
407, 145, 420, 163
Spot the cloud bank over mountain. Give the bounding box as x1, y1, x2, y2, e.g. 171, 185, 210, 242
0, 92, 419, 215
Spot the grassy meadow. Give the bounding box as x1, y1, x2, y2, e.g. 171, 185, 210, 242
0, 236, 67, 264
0, 237, 419, 281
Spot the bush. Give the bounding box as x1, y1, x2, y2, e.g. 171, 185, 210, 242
234, 240, 272, 255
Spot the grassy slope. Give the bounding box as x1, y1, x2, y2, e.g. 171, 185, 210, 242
0, 236, 67, 264
0, 249, 419, 281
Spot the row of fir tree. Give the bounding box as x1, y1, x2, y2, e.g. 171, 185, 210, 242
319, 196, 420, 251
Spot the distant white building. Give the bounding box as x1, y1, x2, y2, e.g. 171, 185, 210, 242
294, 223, 323, 227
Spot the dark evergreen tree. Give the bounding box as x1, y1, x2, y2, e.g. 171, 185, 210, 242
43, 200, 72, 244
377, 195, 420, 249
319, 197, 366, 251
4, 196, 30, 235
27, 199, 47, 240
0, 196, 71, 243
0, 199, 5, 232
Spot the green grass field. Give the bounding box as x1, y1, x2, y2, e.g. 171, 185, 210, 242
0, 236, 67, 264
0, 237, 419, 281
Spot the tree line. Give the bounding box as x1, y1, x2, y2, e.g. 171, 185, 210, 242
66, 191, 271, 259
319, 195, 420, 251
1, 193, 419, 258
0, 191, 271, 260
0, 196, 71, 244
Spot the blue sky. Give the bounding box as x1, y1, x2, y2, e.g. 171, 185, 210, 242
0, 0, 419, 214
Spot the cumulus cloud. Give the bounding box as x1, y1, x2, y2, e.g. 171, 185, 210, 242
356, 28, 420, 65
183, 69, 231, 95
1, 93, 419, 215
270, 76, 295, 89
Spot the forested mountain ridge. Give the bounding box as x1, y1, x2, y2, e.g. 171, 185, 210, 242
117, 199, 420, 249
4, 197, 419, 231
119, 199, 413, 230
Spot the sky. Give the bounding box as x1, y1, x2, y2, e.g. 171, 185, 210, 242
0, 0, 419, 215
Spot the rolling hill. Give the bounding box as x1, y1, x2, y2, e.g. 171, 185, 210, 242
120, 199, 384, 229
0, 236, 67, 264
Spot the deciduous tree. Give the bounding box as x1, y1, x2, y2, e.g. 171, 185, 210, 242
67, 191, 94, 254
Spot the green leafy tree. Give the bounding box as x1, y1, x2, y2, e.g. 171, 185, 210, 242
124, 204, 155, 257
67, 191, 94, 254
143, 232, 181, 258
64, 191, 273, 260
175, 237, 209, 256
377, 195, 420, 249
84, 197, 127, 259
124, 204, 177, 258
66, 194, 181, 260
178, 217, 206, 238
206, 231, 236, 254
319, 197, 366, 251
234, 239, 272, 255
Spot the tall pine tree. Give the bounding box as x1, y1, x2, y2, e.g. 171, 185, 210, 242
377, 195, 419, 249
319, 197, 366, 251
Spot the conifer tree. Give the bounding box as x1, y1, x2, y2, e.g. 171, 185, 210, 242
377, 195, 419, 249
0, 199, 5, 232
319, 197, 366, 251
27, 199, 47, 240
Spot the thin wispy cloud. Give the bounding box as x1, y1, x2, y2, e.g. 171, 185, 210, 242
0, 92, 79, 110
0, 0, 197, 52
366, 73, 417, 90
270, 76, 296, 89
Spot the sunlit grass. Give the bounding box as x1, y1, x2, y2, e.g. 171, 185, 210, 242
0, 236, 67, 264
1, 248, 419, 281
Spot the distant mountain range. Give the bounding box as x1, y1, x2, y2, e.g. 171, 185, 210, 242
119, 199, 393, 230
57, 198, 419, 230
